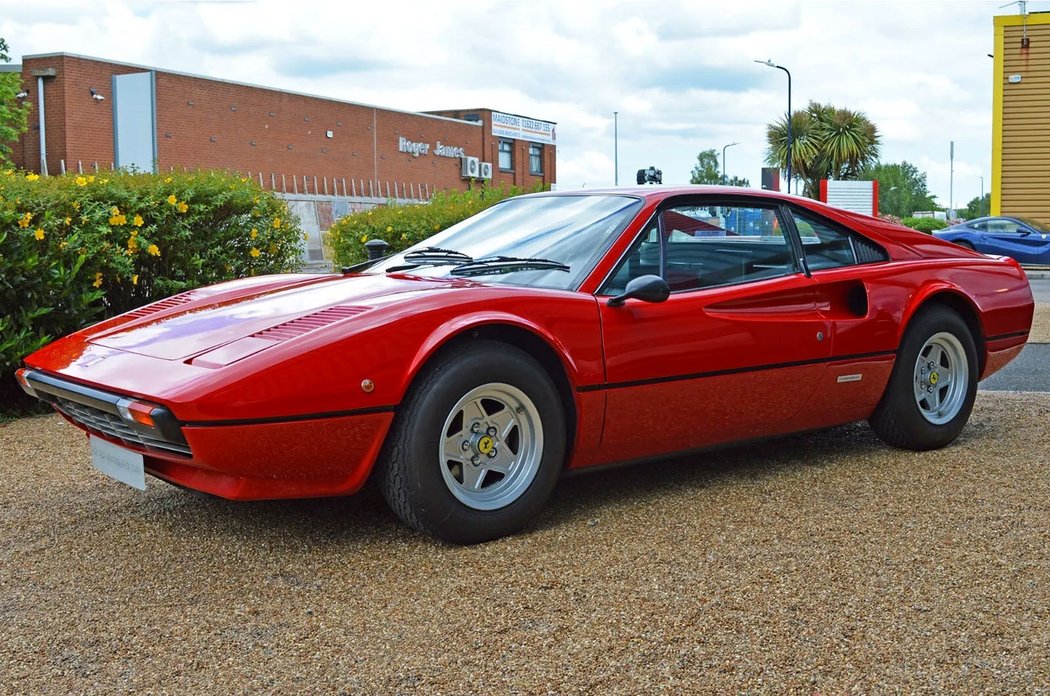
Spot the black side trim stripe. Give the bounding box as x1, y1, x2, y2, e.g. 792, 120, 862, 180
577, 349, 897, 393
986, 330, 1029, 342
183, 405, 397, 428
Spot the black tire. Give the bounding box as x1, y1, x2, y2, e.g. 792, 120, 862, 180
375, 340, 566, 544
869, 305, 978, 451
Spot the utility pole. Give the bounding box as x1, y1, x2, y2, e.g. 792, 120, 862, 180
949, 141, 955, 218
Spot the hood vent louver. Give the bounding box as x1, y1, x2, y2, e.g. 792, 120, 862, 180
251, 305, 370, 342
123, 292, 197, 320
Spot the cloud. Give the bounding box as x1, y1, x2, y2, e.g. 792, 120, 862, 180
1, 0, 1032, 205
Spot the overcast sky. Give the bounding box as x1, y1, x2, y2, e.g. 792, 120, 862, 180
3, 0, 1033, 208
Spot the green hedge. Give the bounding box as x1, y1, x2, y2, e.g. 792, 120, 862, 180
901, 216, 948, 233
0, 168, 304, 383
327, 184, 540, 266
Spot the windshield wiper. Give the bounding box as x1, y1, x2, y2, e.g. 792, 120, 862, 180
448, 256, 570, 277
403, 247, 473, 263
386, 247, 475, 273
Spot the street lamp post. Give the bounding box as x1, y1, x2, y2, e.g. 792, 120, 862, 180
755, 59, 792, 194
979, 175, 985, 216
721, 141, 738, 184
613, 111, 619, 186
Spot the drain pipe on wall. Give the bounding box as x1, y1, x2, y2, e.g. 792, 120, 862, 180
37, 75, 47, 175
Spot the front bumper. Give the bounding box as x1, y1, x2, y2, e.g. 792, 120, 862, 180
16, 368, 394, 500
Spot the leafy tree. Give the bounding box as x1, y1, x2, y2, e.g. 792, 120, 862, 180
689, 149, 751, 187
689, 149, 720, 184
963, 193, 991, 219
765, 101, 881, 199
858, 161, 937, 218
0, 38, 30, 168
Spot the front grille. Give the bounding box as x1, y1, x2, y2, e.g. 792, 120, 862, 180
54, 397, 192, 457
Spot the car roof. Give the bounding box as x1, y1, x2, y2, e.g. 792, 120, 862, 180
530, 185, 815, 205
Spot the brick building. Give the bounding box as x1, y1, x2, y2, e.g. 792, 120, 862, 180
12, 53, 557, 196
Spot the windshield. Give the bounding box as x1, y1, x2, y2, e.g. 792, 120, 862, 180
367, 194, 643, 290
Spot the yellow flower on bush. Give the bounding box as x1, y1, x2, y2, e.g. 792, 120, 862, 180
17, 212, 32, 228
111, 206, 120, 215
25, 173, 40, 182
132, 274, 139, 285
250, 247, 261, 258
250, 228, 258, 239
130, 229, 139, 237
177, 201, 188, 213
127, 237, 138, 252
109, 212, 127, 226
133, 214, 144, 227
166, 194, 177, 206
164, 176, 173, 183
359, 234, 368, 243
272, 218, 282, 229
147, 244, 160, 256
75, 176, 88, 187
93, 273, 103, 288
433, 224, 440, 231
385, 226, 393, 233
34, 228, 45, 240
72, 201, 80, 211
64, 216, 72, 225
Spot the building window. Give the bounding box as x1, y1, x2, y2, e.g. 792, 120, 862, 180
529, 144, 543, 175
498, 140, 513, 170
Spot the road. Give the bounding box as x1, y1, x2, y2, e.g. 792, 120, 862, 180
1027, 276, 1050, 303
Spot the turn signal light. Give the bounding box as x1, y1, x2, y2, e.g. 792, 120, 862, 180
14, 368, 36, 397
116, 398, 158, 428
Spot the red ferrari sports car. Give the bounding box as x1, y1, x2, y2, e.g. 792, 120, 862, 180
16, 187, 1034, 543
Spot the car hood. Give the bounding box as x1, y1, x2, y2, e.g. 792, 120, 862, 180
89, 272, 469, 360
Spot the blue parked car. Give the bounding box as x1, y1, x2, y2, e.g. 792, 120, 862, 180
934, 216, 1050, 264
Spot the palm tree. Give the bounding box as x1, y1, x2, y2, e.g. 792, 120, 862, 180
765, 101, 880, 199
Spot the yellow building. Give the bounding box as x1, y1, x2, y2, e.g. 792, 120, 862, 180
993, 11, 1050, 223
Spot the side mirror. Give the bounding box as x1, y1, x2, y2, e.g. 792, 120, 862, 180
607, 274, 670, 307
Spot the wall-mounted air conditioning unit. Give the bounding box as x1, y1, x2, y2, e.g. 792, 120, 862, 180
461, 156, 480, 178
479, 162, 493, 179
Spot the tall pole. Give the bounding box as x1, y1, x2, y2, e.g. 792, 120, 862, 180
755, 60, 792, 193
613, 111, 619, 186
949, 140, 955, 217
722, 141, 738, 185
980, 175, 985, 216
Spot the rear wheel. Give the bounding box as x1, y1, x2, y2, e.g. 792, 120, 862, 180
376, 340, 565, 544
869, 305, 978, 450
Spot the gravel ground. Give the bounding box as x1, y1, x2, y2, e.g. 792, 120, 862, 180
1030, 304, 1050, 343
1, 391, 1048, 694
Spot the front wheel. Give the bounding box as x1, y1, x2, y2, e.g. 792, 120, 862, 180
869, 305, 978, 450
376, 340, 565, 544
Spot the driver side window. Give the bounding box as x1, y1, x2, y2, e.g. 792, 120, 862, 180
602, 203, 796, 295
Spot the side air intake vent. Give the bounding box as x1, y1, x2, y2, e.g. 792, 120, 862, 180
251, 306, 370, 342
